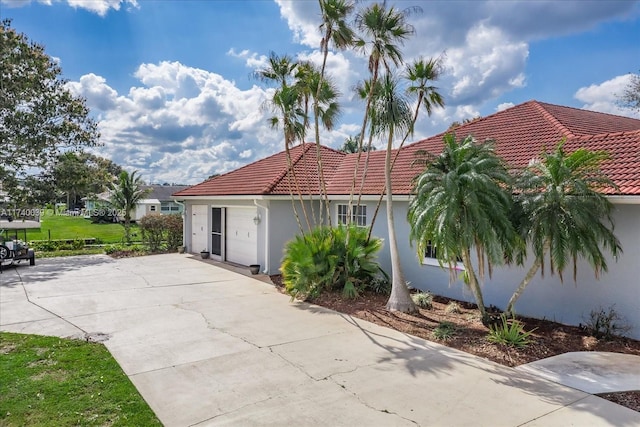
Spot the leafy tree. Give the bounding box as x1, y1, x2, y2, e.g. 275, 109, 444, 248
505, 142, 622, 314
617, 71, 640, 111
408, 134, 517, 322
0, 20, 98, 179
110, 171, 148, 244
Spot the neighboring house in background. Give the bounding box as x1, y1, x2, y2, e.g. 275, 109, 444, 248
84, 185, 189, 221
173, 100, 640, 338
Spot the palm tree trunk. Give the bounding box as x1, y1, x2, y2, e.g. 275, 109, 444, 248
384, 127, 417, 313
460, 249, 488, 322
284, 140, 306, 235
506, 255, 544, 315
316, 41, 332, 227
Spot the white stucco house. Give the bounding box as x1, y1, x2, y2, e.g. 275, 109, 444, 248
173, 101, 640, 338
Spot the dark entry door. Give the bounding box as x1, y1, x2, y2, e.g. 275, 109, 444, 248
211, 208, 223, 257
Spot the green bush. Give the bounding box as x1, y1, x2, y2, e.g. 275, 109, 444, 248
164, 214, 183, 250
140, 214, 165, 252
445, 301, 461, 314
433, 321, 457, 340
281, 225, 383, 301
412, 291, 433, 309
487, 314, 536, 348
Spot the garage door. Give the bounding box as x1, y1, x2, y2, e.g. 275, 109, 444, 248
191, 205, 209, 253
226, 208, 257, 266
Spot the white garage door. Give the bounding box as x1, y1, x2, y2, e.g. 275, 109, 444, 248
226, 208, 257, 266
191, 204, 209, 253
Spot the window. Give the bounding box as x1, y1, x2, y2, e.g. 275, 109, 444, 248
337, 204, 367, 226
161, 202, 181, 213
423, 240, 464, 270
150, 205, 156, 212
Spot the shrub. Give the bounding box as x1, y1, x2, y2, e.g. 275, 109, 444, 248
281, 225, 383, 301
433, 321, 457, 340
140, 214, 166, 252
583, 305, 632, 339
164, 214, 183, 251
411, 291, 433, 309
365, 272, 391, 295
487, 314, 536, 348
444, 301, 461, 314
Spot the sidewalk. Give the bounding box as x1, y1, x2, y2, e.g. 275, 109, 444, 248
1, 254, 638, 426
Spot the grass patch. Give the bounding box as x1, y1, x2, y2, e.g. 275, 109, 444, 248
20, 211, 139, 244
0, 332, 160, 426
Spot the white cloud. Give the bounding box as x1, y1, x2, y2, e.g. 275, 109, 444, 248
274, 0, 321, 47
574, 74, 640, 118
496, 102, 515, 112
1, 0, 138, 15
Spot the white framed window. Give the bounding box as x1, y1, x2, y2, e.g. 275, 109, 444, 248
337, 204, 367, 226
422, 240, 464, 270
150, 205, 156, 212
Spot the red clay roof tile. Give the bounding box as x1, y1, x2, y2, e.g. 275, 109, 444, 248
174, 101, 640, 198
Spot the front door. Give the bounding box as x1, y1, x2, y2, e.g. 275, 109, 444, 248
211, 207, 223, 258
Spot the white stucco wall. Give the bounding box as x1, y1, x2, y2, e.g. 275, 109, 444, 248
368, 199, 640, 339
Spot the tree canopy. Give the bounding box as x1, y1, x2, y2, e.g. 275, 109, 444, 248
0, 19, 99, 180
618, 72, 640, 112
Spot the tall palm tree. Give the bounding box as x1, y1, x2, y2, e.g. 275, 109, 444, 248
295, 61, 342, 224
408, 134, 517, 322
371, 73, 416, 313
505, 142, 622, 314
110, 170, 148, 244
317, 0, 356, 224
367, 56, 445, 238
255, 52, 311, 232
347, 1, 420, 222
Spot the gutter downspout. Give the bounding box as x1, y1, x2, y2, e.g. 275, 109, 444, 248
254, 199, 269, 274
173, 199, 186, 252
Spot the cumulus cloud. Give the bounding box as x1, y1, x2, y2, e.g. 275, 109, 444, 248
574, 74, 640, 118
1, 0, 138, 15
496, 102, 515, 112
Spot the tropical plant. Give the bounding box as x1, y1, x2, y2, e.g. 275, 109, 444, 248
164, 213, 183, 251
487, 314, 536, 348
110, 170, 148, 244
281, 225, 383, 301
444, 301, 461, 314
347, 1, 420, 221
316, 0, 356, 223
371, 73, 417, 313
255, 52, 310, 233
411, 291, 433, 309
408, 134, 517, 323
367, 55, 446, 238
433, 321, 457, 340
505, 142, 622, 314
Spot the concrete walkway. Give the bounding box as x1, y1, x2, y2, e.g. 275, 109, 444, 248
1, 254, 639, 426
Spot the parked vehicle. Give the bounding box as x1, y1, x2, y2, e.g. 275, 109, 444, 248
0, 231, 36, 271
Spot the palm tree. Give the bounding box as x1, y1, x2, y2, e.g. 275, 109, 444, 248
255, 52, 310, 233
371, 73, 416, 313
110, 170, 148, 244
347, 1, 420, 221
367, 55, 445, 238
316, 0, 356, 223
408, 134, 517, 322
505, 142, 622, 314
295, 61, 342, 224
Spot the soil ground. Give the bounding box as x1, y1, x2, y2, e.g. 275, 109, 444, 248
271, 276, 640, 412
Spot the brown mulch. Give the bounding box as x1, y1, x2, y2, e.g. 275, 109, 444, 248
270, 275, 640, 412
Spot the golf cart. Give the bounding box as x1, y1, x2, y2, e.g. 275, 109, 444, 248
0, 219, 38, 271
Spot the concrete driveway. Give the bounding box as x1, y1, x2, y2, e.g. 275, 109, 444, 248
1, 254, 639, 426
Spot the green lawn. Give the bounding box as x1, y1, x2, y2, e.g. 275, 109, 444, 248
20, 211, 139, 244
0, 332, 161, 426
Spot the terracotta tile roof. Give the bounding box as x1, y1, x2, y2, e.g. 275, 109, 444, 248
176, 101, 640, 198
173, 143, 346, 197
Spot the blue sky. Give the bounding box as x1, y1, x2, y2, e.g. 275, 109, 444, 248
2, 0, 639, 184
